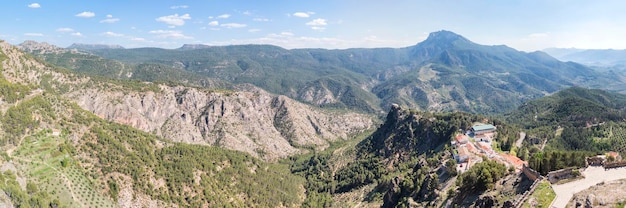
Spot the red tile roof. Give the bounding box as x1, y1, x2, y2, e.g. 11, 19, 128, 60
500, 153, 527, 168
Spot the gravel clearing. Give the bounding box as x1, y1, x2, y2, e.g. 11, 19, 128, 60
551, 166, 626, 207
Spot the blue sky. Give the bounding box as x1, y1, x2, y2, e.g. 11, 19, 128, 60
1, 1, 625, 51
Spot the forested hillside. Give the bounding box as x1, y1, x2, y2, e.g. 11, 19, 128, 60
24, 30, 623, 114
290, 104, 528, 207
0, 39, 378, 207
507, 87, 626, 174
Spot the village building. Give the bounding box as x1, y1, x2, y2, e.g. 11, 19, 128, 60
499, 152, 528, 172
465, 142, 478, 154
455, 134, 469, 144
471, 124, 496, 135
472, 124, 496, 142
449, 124, 527, 174
455, 146, 470, 163
476, 141, 494, 157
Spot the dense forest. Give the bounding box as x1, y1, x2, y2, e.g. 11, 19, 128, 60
508, 87, 626, 174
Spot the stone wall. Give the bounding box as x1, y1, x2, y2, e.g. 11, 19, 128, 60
547, 167, 574, 184
604, 161, 626, 169
513, 178, 543, 208
522, 164, 541, 181
586, 156, 605, 166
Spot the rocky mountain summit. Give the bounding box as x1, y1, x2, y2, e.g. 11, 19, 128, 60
17, 40, 78, 54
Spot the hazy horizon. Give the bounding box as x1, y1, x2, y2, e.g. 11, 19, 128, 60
2, 1, 626, 51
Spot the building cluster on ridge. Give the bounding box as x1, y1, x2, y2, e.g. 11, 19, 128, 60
451, 124, 527, 173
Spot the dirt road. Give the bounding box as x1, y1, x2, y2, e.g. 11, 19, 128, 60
516, 132, 526, 148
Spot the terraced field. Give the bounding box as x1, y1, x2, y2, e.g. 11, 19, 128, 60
12, 129, 116, 207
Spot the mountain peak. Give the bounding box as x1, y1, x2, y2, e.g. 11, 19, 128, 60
423, 30, 471, 45
17, 40, 68, 54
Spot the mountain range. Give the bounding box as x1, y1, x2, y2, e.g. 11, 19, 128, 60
544, 48, 626, 67
5, 30, 626, 207
21, 30, 626, 115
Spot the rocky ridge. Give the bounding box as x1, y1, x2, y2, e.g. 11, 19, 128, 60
18, 40, 81, 55
1, 40, 375, 160
67, 84, 373, 160
568, 179, 626, 208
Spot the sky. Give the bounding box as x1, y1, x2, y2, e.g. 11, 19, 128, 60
1, 0, 625, 51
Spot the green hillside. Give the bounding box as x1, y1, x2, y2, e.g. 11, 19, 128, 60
507, 86, 626, 128
60, 31, 621, 114
507, 87, 626, 174
0, 45, 305, 207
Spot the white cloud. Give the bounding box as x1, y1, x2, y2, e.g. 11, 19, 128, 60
306, 18, 327, 26
253, 18, 269, 22
242, 11, 252, 15
293, 12, 309, 18
57, 28, 82, 36
106, 14, 113, 18
281, 32, 294, 36
100, 18, 120, 23
24, 33, 43, 37
149, 30, 193, 39
103, 31, 124, 37
217, 14, 231, 19
56, 28, 74, 32
75, 11, 95, 18
131, 37, 146, 41
27, 3, 41, 8
248, 29, 261, 33
293, 12, 314, 18
155, 14, 191, 26
311, 26, 326, 31
170, 5, 188, 9
208, 21, 219, 26
220, 23, 247, 29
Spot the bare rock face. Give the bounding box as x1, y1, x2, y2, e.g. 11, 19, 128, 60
586, 194, 595, 208
1, 41, 375, 161
17, 40, 69, 54
67, 84, 373, 160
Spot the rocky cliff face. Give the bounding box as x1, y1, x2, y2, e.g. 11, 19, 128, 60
1, 41, 374, 161
68, 84, 373, 160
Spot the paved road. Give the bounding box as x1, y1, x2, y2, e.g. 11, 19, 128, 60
551, 166, 626, 207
